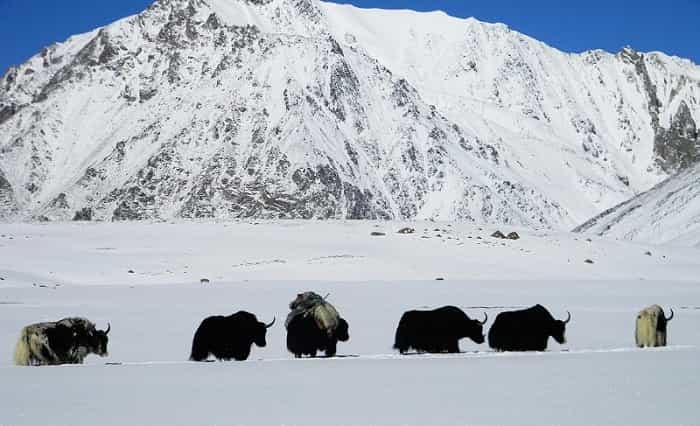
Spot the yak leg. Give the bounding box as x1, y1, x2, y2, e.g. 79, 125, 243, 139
446, 340, 460, 354
325, 340, 338, 357
234, 347, 251, 361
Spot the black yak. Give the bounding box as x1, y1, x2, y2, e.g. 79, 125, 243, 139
287, 315, 350, 358
190, 311, 275, 361
285, 291, 349, 358
488, 304, 570, 352
14, 317, 110, 366
635, 305, 674, 348
393, 306, 487, 354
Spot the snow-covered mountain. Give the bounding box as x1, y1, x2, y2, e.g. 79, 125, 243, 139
1, 0, 699, 226
574, 161, 700, 246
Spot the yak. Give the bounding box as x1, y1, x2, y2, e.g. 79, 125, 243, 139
488, 304, 570, 352
190, 311, 275, 361
14, 317, 110, 366
393, 306, 487, 354
286, 314, 350, 358
635, 305, 674, 348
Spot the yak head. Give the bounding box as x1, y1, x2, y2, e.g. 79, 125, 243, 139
465, 312, 488, 344
88, 323, 111, 356
550, 312, 571, 344
252, 317, 276, 347
336, 318, 350, 342
61, 318, 110, 357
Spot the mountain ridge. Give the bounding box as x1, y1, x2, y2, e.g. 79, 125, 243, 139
573, 161, 700, 246
1, 0, 698, 226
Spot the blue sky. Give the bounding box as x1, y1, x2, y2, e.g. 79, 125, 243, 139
1, 0, 698, 75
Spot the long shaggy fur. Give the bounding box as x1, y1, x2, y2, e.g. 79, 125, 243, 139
393, 306, 485, 354
635, 305, 670, 348
13, 317, 109, 366
13, 328, 32, 366
488, 304, 568, 352
189, 311, 271, 362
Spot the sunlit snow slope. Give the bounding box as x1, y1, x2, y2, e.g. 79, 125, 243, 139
575, 162, 700, 246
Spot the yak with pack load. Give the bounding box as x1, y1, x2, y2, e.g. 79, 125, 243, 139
285, 292, 350, 358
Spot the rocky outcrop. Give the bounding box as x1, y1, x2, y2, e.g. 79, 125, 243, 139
654, 101, 699, 172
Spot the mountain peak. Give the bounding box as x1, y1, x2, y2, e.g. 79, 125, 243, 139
0, 0, 699, 225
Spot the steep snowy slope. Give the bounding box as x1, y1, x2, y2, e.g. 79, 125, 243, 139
322, 3, 700, 220
574, 162, 700, 246
1, 0, 699, 226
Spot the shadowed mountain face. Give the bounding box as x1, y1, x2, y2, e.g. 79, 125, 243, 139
1, 0, 699, 227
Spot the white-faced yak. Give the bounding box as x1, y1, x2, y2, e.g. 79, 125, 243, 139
14, 317, 110, 366
635, 305, 674, 348
393, 306, 487, 354
189, 311, 275, 361
488, 304, 570, 352
285, 292, 349, 358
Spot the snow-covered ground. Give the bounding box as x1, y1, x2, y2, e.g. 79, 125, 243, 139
1, 221, 700, 425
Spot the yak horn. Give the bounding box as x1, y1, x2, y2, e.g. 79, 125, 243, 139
265, 317, 276, 328
563, 311, 571, 324
479, 312, 488, 325
105, 323, 111, 335
666, 308, 674, 322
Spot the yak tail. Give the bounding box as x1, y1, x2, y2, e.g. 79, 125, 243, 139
189, 342, 208, 362
189, 330, 208, 362
13, 328, 31, 366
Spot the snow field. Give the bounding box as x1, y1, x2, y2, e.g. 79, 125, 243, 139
1, 221, 699, 425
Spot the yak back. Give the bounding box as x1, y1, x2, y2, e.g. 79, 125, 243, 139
286, 292, 340, 335
398, 305, 470, 334
521, 304, 555, 321
210, 311, 260, 333
491, 304, 556, 329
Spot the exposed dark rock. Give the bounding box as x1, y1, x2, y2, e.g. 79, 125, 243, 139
0, 103, 20, 126
397, 227, 415, 234
654, 101, 699, 172
370, 231, 386, 236
506, 232, 520, 240
0, 168, 18, 218
619, 48, 700, 173
584, 259, 594, 264
49, 193, 70, 210
491, 230, 506, 239
73, 207, 93, 221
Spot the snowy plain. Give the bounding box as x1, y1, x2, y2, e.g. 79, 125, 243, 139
1, 221, 700, 425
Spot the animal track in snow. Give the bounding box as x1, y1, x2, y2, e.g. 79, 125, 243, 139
232, 259, 287, 268
306, 254, 365, 264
